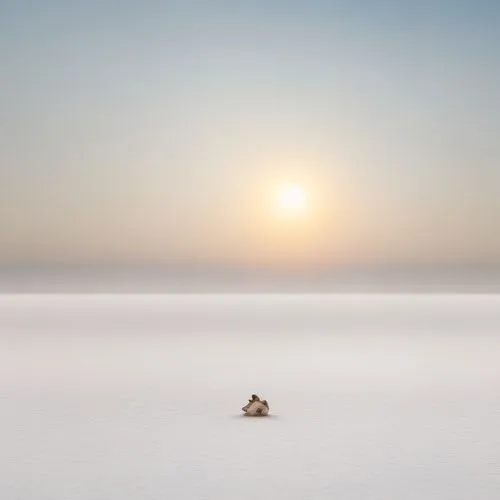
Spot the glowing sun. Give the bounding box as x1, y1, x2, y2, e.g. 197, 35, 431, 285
275, 185, 307, 213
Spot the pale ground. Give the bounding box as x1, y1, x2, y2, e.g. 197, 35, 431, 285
1, 294, 499, 499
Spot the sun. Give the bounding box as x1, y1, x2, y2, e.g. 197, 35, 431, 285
274, 185, 307, 213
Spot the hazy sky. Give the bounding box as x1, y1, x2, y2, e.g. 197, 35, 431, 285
1, 0, 499, 272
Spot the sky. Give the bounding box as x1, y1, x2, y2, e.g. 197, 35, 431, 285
1, 0, 499, 286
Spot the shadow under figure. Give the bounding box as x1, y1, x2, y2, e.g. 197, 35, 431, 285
242, 394, 269, 416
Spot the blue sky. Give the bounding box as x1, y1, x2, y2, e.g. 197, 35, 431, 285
1, 0, 499, 270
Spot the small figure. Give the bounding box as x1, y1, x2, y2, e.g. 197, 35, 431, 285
242, 394, 269, 416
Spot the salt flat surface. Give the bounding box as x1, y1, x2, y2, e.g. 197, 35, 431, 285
1, 294, 499, 500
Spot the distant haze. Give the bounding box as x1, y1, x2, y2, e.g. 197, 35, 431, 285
1, 1, 499, 291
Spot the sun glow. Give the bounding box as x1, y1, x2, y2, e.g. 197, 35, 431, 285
240, 170, 339, 270
275, 185, 307, 214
